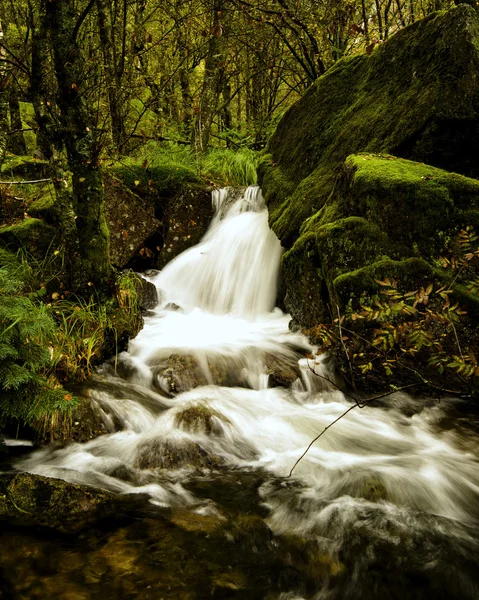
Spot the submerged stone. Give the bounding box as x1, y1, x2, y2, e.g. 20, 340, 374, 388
0, 472, 115, 531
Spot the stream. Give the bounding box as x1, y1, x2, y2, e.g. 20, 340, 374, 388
3, 186, 479, 599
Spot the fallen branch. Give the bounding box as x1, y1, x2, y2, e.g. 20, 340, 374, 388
0, 178, 51, 185
288, 382, 420, 477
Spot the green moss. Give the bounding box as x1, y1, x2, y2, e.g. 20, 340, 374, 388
0, 155, 48, 178
28, 190, 57, 223
259, 5, 479, 246
313, 154, 479, 257
315, 216, 400, 284
332, 257, 435, 308
0, 218, 57, 256
282, 232, 328, 328
109, 161, 201, 205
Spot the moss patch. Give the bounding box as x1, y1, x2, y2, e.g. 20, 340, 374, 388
0, 218, 57, 257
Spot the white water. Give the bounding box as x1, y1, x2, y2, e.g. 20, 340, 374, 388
19, 186, 479, 596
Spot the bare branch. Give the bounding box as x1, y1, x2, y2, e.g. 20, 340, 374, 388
288, 382, 420, 477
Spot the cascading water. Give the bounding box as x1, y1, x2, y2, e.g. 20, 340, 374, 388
17, 187, 479, 598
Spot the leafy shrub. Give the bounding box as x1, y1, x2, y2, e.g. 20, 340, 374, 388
307, 228, 479, 398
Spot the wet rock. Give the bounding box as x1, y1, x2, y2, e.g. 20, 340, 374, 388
151, 353, 248, 395
0, 472, 115, 531
263, 353, 301, 388
169, 507, 224, 534
151, 353, 208, 395
164, 302, 182, 311
34, 395, 107, 445
130, 273, 159, 312
157, 185, 214, 269
175, 404, 230, 435
135, 438, 223, 470
362, 477, 388, 502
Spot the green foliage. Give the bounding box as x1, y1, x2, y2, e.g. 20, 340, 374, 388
309, 228, 479, 396
0, 246, 142, 430
201, 148, 258, 186
0, 250, 74, 427
126, 141, 258, 187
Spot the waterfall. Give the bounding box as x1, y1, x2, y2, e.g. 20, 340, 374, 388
18, 186, 479, 598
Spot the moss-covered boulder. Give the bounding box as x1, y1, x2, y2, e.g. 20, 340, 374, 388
0, 154, 49, 179
157, 184, 214, 269
259, 4, 479, 247
109, 161, 213, 270
0, 472, 115, 531
103, 173, 163, 268
0, 218, 57, 257
282, 154, 479, 329
174, 403, 230, 435
135, 438, 223, 470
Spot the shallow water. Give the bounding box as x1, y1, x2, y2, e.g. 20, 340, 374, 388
10, 186, 479, 598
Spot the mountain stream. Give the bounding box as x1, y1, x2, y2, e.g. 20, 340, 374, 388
5, 186, 479, 599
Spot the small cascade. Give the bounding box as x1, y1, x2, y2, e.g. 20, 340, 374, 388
18, 186, 479, 598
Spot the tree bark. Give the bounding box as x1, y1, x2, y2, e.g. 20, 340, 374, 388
191, 0, 226, 152
45, 0, 111, 293
97, 0, 127, 153
0, 19, 10, 169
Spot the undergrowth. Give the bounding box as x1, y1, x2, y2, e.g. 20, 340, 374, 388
0, 247, 141, 434
129, 141, 258, 186
307, 227, 479, 398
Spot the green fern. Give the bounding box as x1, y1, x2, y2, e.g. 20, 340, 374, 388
0, 251, 76, 427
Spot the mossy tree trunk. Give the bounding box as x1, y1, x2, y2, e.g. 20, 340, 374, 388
29, 1, 56, 160
7, 86, 26, 155
0, 19, 9, 170
45, 0, 112, 294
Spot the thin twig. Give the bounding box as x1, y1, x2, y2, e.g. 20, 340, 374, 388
307, 359, 363, 407
288, 382, 420, 477
336, 304, 356, 392
0, 178, 50, 185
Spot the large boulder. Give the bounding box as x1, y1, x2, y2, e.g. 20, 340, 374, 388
283, 154, 479, 327
259, 5, 479, 248
103, 173, 163, 268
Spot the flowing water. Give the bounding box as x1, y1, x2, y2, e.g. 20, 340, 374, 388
12, 187, 479, 598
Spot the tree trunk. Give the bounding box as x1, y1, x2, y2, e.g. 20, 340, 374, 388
45, 0, 111, 294
191, 0, 226, 152
29, 1, 56, 159
97, 0, 127, 153
0, 20, 9, 169
7, 87, 27, 155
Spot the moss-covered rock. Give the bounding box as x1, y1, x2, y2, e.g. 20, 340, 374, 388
109, 161, 213, 271
0, 218, 57, 257
174, 403, 230, 435
103, 173, 163, 268
259, 5, 479, 247
135, 438, 223, 470
313, 154, 479, 257
157, 184, 214, 269
0, 154, 49, 179
280, 154, 479, 330
0, 472, 114, 531
27, 188, 56, 222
